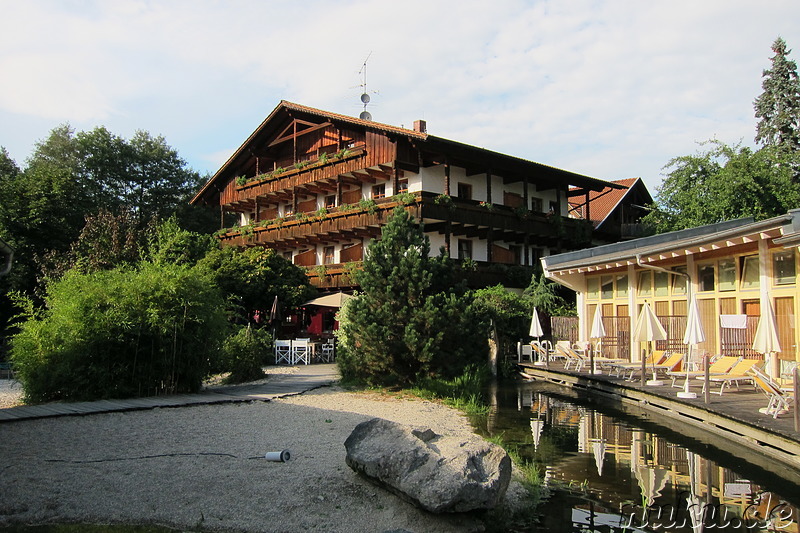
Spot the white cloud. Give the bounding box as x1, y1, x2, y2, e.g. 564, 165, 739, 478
1, 0, 799, 195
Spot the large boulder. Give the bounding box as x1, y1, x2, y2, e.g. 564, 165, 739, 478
344, 418, 511, 513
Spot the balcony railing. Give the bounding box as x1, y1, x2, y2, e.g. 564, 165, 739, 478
217, 191, 593, 257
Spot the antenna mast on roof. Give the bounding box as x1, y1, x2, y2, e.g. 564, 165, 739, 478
356, 52, 378, 121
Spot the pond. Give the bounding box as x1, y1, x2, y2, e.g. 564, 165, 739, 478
471, 379, 800, 533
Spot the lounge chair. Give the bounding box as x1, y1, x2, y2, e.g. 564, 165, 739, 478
551, 341, 571, 364
531, 343, 549, 363
622, 352, 684, 382
667, 355, 739, 388
698, 358, 763, 395
609, 350, 667, 379
555, 344, 587, 371
749, 367, 795, 418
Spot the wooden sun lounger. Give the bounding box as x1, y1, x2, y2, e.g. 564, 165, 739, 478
667, 355, 740, 388
698, 358, 763, 395
749, 367, 795, 418
609, 351, 666, 378
622, 352, 684, 381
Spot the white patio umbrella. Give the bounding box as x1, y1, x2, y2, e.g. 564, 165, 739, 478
632, 302, 668, 386
635, 465, 669, 507
679, 295, 705, 399
530, 307, 546, 366
530, 418, 544, 450
589, 306, 607, 374
592, 440, 606, 476
752, 300, 782, 378
686, 451, 706, 533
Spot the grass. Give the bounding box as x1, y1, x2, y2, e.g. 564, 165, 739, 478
406, 364, 492, 415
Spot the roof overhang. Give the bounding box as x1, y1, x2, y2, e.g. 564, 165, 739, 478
543, 210, 800, 278
191, 101, 427, 205
192, 101, 624, 206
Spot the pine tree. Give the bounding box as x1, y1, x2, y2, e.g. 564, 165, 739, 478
338, 207, 488, 386
754, 37, 800, 150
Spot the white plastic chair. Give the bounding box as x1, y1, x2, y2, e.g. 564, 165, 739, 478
275, 340, 292, 365
292, 339, 311, 365
518, 343, 533, 362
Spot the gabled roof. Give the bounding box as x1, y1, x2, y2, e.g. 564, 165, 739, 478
192, 100, 623, 204
569, 177, 651, 228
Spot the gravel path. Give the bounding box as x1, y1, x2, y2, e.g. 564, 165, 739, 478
0, 378, 23, 408
0, 379, 526, 532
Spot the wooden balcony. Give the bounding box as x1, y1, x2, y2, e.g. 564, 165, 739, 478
418, 192, 593, 247
306, 262, 362, 289
218, 191, 593, 253
217, 195, 423, 250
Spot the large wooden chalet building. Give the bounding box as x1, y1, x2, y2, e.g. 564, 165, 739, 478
191, 101, 630, 290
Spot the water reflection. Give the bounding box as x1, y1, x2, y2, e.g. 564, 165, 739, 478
475, 381, 800, 532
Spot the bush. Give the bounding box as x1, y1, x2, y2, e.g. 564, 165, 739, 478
10, 262, 228, 403
220, 325, 272, 383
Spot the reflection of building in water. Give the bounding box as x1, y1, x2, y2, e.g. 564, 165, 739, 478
517, 387, 799, 532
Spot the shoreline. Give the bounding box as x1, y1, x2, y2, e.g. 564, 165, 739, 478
0, 381, 528, 532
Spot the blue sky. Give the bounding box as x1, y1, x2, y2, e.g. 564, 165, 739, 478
2, 1, 799, 196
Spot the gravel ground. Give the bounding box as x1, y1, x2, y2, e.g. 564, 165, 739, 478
0, 377, 23, 408
0, 377, 527, 532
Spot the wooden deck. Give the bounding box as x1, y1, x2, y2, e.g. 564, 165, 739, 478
518, 360, 800, 483
0, 364, 339, 423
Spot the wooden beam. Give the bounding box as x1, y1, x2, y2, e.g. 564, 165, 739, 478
268, 121, 333, 148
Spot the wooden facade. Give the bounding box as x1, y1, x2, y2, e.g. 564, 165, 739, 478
193, 101, 626, 289
542, 210, 800, 375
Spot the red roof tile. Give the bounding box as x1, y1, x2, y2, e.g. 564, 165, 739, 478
569, 178, 643, 227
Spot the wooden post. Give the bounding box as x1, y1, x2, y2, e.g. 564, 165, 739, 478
486, 169, 492, 205
704, 354, 711, 404
444, 220, 451, 257
794, 366, 799, 432
641, 343, 647, 387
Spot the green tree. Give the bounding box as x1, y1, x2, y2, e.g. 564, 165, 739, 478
474, 284, 530, 357
197, 246, 315, 323
643, 140, 800, 233
0, 126, 211, 323
337, 208, 488, 386
754, 37, 800, 150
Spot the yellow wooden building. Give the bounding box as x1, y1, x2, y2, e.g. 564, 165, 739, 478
542, 210, 800, 376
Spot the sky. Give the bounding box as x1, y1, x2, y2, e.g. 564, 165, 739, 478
2, 1, 800, 196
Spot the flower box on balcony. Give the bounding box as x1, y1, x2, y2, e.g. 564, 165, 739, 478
235, 145, 366, 191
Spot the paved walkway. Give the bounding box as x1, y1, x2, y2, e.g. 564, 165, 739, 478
0, 364, 339, 423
